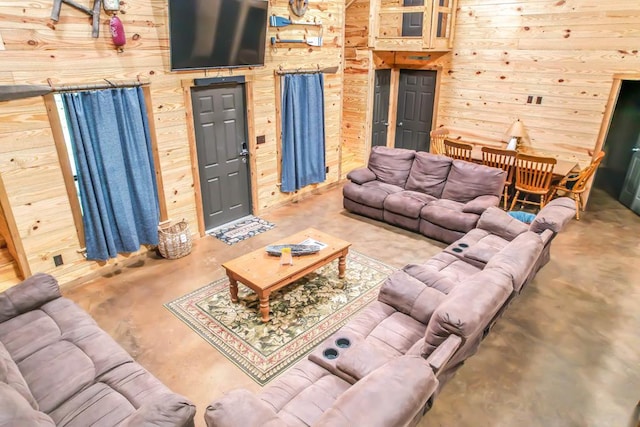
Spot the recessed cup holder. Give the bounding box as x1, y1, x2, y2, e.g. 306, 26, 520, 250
323, 348, 339, 359
452, 247, 463, 253
335, 338, 351, 348
458, 243, 469, 248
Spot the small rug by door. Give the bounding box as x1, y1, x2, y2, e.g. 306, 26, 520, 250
164, 251, 394, 385
208, 216, 275, 245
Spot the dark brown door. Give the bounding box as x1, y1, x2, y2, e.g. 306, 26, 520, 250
394, 69, 436, 152
372, 69, 391, 147
191, 84, 251, 231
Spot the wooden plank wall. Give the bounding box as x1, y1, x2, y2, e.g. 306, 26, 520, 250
342, 0, 371, 177
0, 0, 344, 285
434, 0, 640, 166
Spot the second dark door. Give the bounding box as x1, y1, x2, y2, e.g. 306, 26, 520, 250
372, 69, 391, 147
394, 69, 436, 152
191, 84, 252, 231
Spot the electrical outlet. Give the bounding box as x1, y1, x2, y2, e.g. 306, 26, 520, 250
536, 96, 543, 105
325, 166, 329, 173
53, 254, 63, 267
527, 95, 533, 104
256, 135, 266, 144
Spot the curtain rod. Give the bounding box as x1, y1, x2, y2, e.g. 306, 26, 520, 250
275, 65, 339, 75
47, 78, 150, 93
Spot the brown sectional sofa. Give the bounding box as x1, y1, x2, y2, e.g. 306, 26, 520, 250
0, 273, 196, 427
343, 146, 507, 243
204, 197, 576, 427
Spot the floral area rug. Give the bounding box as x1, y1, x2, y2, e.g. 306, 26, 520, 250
164, 251, 394, 385
208, 216, 275, 245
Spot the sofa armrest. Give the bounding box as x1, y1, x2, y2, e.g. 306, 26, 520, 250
378, 271, 448, 324
121, 393, 196, 427
462, 195, 500, 215
424, 334, 462, 376
529, 197, 576, 234
476, 206, 529, 241
346, 167, 377, 185
0, 273, 61, 323
205, 389, 283, 427
315, 355, 438, 427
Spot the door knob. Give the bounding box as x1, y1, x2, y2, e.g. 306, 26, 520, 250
240, 149, 249, 156
632, 147, 640, 152
397, 122, 403, 127
383, 121, 389, 126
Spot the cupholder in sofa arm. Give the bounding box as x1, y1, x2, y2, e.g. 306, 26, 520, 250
0, 273, 61, 322
314, 355, 439, 427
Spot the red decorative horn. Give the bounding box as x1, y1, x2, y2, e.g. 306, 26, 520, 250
110, 15, 126, 50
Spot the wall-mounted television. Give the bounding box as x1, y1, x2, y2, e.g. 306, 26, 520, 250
168, 0, 268, 71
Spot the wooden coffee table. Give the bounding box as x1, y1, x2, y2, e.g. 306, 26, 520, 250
222, 228, 351, 322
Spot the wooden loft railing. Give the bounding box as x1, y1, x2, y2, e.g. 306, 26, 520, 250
368, 0, 458, 51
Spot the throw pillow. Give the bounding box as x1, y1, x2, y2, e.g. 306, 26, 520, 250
508, 211, 536, 224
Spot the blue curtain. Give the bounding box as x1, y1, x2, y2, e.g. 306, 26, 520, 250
62, 87, 160, 261
281, 73, 326, 192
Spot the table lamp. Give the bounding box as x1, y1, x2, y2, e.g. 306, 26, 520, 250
505, 119, 526, 151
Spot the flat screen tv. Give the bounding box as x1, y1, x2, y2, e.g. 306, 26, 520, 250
168, 0, 268, 71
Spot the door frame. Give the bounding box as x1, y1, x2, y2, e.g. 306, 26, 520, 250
366, 60, 442, 152
182, 78, 258, 237
590, 73, 640, 207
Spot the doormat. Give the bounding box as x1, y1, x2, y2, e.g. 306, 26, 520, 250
208, 216, 275, 245
164, 251, 394, 385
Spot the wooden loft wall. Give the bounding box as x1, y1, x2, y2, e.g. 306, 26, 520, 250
433, 0, 640, 167
0, 0, 344, 286
342, 0, 372, 177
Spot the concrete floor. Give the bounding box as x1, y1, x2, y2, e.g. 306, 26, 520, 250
64, 185, 640, 427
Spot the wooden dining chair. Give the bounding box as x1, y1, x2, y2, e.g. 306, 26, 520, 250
444, 139, 473, 161
509, 153, 557, 211
482, 146, 517, 210
549, 151, 605, 220
429, 127, 448, 155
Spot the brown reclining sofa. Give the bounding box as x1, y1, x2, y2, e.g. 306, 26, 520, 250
204, 197, 576, 427
343, 146, 508, 243
0, 273, 196, 427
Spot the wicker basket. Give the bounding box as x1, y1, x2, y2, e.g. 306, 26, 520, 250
158, 220, 192, 259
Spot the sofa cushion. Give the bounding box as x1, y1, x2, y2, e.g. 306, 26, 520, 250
441, 160, 506, 203
529, 197, 575, 234
0, 341, 38, 410
49, 382, 135, 427
420, 199, 480, 233
0, 382, 55, 427
19, 340, 96, 414
261, 360, 352, 426
343, 181, 403, 209
367, 146, 416, 187
383, 191, 437, 218
421, 252, 481, 283
401, 264, 458, 294
477, 206, 530, 241
404, 152, 452, 198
